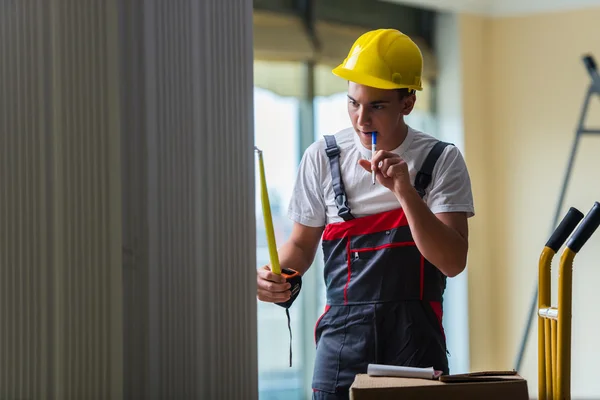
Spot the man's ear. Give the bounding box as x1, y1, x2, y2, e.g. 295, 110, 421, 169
401, 93, 417, 115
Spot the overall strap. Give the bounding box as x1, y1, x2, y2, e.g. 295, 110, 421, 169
323, 135, 354, 221
414, 141, 453, 198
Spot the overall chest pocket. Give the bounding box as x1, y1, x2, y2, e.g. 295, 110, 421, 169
348, 227, 423, 302
350, 244, 423, 301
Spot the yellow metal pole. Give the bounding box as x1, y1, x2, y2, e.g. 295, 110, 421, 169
552, 318, 558, 397
556, 201, 600, 400
538, 247, 554, 400
544, 318, 553, 399
537, 207, 584, 400
255, 147, 281, 275
557, 249, 575, 399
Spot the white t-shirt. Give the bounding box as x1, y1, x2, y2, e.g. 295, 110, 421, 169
287, 126, 475, 227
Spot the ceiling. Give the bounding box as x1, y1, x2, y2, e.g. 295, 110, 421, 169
382, 0, 600, 16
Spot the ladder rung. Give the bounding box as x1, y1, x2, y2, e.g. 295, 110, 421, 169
539, 307, 558, 320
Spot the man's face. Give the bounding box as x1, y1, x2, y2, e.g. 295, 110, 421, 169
347, 82, 415, 150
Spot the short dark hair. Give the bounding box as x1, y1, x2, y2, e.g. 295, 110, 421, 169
396, 88, 415, 99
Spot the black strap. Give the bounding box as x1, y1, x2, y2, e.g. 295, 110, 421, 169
414, 141, 452, 198
286, 308, 292, 367
324, 135, 354, 221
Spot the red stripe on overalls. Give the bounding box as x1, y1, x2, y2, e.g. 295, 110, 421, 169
322, 208, 409, 240
314, 304, 331, 343
420, 255, 425, 300
352, 242, 415, 253
345, 239, 351, 303
429, 301, 446, 340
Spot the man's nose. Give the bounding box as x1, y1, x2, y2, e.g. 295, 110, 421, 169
357, 106, 371, 126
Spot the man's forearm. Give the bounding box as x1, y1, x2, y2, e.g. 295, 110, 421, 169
277, 240, 317, 276
395, 186, 468, 277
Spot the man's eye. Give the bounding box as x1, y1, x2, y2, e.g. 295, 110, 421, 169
373, 105, 384, 110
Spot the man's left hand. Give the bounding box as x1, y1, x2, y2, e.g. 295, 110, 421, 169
358, 150, 413, 197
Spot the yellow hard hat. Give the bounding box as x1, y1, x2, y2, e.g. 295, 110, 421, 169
332, 29, 423, 91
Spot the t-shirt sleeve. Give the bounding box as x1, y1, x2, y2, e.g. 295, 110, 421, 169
287, 143, 327, 227
426, 145, 475, 218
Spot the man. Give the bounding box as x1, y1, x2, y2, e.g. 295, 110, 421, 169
256, 28, 475, 399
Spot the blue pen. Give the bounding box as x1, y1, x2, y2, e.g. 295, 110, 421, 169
371, 132, 377, 185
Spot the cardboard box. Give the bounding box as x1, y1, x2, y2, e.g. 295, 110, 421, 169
350, 371, 529, 400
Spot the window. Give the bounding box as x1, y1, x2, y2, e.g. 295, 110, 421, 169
254, 87, 305, 400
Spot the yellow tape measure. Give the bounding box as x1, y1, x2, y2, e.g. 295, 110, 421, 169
254, 146, 304, 368
255, 146, 281, 275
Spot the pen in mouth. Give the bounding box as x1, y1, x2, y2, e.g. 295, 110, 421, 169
371, 132, 377, 185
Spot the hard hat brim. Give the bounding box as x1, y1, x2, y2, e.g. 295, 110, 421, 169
332, 66, 423, 91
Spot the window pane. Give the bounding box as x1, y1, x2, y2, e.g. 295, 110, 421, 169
254, 87, 304, 400
315, 92, 350, 140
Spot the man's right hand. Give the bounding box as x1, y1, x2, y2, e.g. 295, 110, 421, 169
256, 265, 292, 303
255, 222, 324, 303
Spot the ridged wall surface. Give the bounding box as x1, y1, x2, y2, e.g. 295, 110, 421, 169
1, 1, 50, 398
1, 0, 256, 398
0, 0, 122, 399
140, 0, 258, 398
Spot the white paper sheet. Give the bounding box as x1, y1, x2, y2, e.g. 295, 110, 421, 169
367, 363, 443, 380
